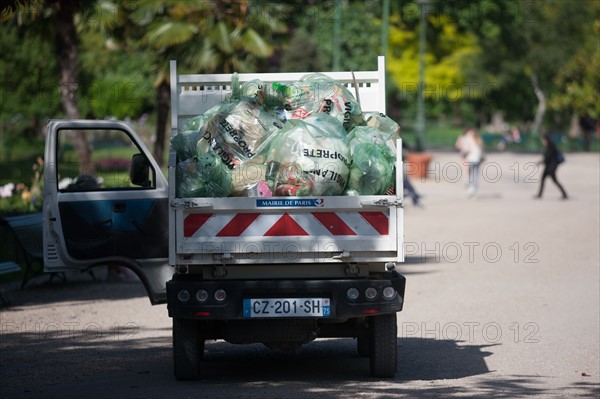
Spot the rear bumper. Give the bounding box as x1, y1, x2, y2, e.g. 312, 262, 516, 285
167, 272, 406, 320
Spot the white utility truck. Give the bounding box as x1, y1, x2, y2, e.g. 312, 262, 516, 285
43, 56, 406, 379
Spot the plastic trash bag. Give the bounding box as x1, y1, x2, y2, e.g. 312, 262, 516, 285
258, 73, 362, 132
259, 81, 316, 118
364, 112, 401, 137
346, 143, 394, 195
346, 126, 396, 195
230, 161, 272, 197
266, 113, 351, 196
348, 124, 397, 147
175, 154, 232, 198
300, 73, 363, 131
235, 179, 272, 197
171, 103, 225, 162
265, 161, 315, 196
171, 114, 209, 162
363, 112, 401, 152
228, 73, 265, 104
228, 74, 286, 119
197, 99, 283, 170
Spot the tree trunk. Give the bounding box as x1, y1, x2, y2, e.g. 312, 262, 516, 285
51, 0, 91, 171
452, 102, 463, 127
154, 79, 170, 168
530, 73, 546, 136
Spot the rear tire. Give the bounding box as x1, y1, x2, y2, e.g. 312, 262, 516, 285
173, 318, 202, 380
369, 313, 398, 378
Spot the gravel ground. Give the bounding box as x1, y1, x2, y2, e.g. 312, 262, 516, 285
1, 150, 599, 398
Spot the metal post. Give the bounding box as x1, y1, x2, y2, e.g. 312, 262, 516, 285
332, 0, 341, 71
381, 0, 390, 59
416, 0, 428, 151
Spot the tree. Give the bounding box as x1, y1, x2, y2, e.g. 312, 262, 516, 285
451, 0, 596, 132
113, 0, 289, 166
2, 0, 92, 169
0, 21, 60, 138
518, 0, 596, 133
77, 13, 154, 121
386, 0, 598, 135
549, 1, 600, 119
385, 4, 487, 126
280, 1, 382, 73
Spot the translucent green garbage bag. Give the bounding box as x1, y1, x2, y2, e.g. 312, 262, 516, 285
266, 113, 351, 196
228, 73, 266, 104
258, 73, 362, 132
230, 160, 272, 197
300, 73, 363, 132
364, 112, 401, 138
346, 143, 394, 195
175, 154, 232, 198
346, 125, 396, 195
171, 114, 212, 162
255, 81, 316, 120
363, 112, 401, 152
197, 99, 282, 170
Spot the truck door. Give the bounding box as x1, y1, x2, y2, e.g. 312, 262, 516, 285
43, 120, 170, 304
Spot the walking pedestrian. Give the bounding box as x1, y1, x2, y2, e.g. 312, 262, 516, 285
456, 128, 484, 198
536, 134, 568, 200
401, 141, 422, 207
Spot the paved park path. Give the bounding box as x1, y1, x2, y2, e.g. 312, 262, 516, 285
1, 151, 598, 398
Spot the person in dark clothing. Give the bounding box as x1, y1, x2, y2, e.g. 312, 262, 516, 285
579, 113, 595, 152
536, 134, 568, 199
404, 175, 422, 206
401, 141, 422, 207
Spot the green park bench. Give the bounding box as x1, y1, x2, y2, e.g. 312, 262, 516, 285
0, 259, 21, 305
0, 212, 45, 291
1, 212, 96, 304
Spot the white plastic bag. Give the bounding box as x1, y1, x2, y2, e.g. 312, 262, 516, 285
266, 113, 351, 196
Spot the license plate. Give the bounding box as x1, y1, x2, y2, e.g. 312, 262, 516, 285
243, 298, 331, 318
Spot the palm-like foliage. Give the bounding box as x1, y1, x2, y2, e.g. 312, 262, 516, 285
2, 0, 95, 169
111, 0, 289, 165
128, 1, 287, 72
2, 1, 289, 166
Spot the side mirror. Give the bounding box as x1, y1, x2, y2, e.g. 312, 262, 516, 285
130, 153, 150, 187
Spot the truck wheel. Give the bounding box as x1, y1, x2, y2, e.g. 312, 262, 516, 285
173, 318, 202, 380
368, 313, 398, 378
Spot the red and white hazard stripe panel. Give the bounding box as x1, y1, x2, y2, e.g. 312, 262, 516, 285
183, 212, 389, 238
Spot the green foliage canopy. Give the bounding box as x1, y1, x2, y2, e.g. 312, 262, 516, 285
0, 23, 60, 135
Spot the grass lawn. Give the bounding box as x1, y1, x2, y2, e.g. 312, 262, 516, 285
400, 123, 600, 153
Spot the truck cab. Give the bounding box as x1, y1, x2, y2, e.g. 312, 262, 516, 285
43, 120, 171, 304
43, 56, 406, 380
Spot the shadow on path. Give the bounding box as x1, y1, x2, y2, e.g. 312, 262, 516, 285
0, 279, 148, 309
3, 326, 597, 398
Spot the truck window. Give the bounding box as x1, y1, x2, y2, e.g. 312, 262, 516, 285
56, 129, 156, 191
